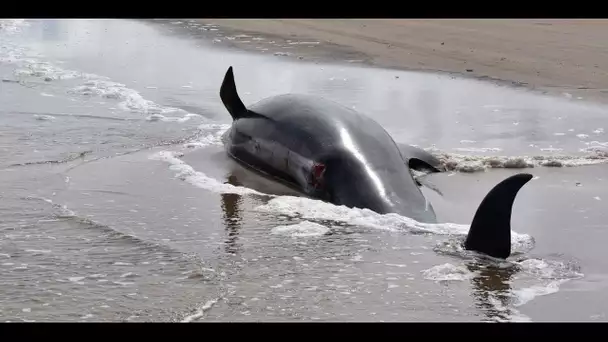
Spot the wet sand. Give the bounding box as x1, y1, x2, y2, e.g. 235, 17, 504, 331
197, 19, 608, 103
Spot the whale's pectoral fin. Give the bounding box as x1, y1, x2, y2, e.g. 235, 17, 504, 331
396, 143, 445, 173
464, 173, 533, 259
220, 66, 266, 121
414, 176, 444, 196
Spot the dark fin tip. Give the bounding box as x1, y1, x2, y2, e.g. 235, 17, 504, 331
464, 173, 533, 259
220, 66, 247, 120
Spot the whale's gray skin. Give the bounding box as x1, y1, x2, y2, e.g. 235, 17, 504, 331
219, 66, 533, 259
220, 68, 437, 222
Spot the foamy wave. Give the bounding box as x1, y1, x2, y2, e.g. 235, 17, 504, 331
431, 149, 608, 173
1, 25, 201, 120
1, 29, 36, 65
517, 258, 583, 282
181, 298, 220, 322
14, 60, 98, 81
146, 113, 201, 123
70, 79, 196, 117
511, 280, 568, 307
182, 123, 229, 149
150, 150, 263, 196
421, 263, 476, 282
421, 258, 583, 322
256, 195, 534, 250
433, 234, 535, 259
0, 19, 29, 34
453, 147, 502, 153
423, 259, 582, 286
581, 141, 608, 156
26, 196, 77, 218
270, 221, 331, 237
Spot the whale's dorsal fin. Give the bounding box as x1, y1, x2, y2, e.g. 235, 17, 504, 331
220, 66, 247, 120
464, 173, 533, 259
220, 66, 266, 121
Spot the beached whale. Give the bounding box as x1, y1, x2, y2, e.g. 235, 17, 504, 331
219, 66, 532, 259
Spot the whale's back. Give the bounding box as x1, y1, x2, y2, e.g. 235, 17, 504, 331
248, 94, 404, 170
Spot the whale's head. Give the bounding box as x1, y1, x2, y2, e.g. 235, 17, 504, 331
314, 149, 437, 223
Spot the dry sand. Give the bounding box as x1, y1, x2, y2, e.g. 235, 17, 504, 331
198, 19, 608, 103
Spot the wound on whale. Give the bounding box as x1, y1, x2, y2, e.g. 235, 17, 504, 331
218, 66, 533, 260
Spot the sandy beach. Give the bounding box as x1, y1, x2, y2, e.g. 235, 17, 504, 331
197, 19, 608, 103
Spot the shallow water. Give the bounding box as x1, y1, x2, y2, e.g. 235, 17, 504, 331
0, 19, 606, 322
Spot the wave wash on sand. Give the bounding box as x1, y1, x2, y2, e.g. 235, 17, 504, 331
151, 125, 585, 322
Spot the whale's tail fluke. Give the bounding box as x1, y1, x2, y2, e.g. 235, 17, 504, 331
220, 66, 248, 120
464, 173, 533, 259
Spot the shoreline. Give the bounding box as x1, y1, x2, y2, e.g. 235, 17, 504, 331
196, 19, 608, 104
